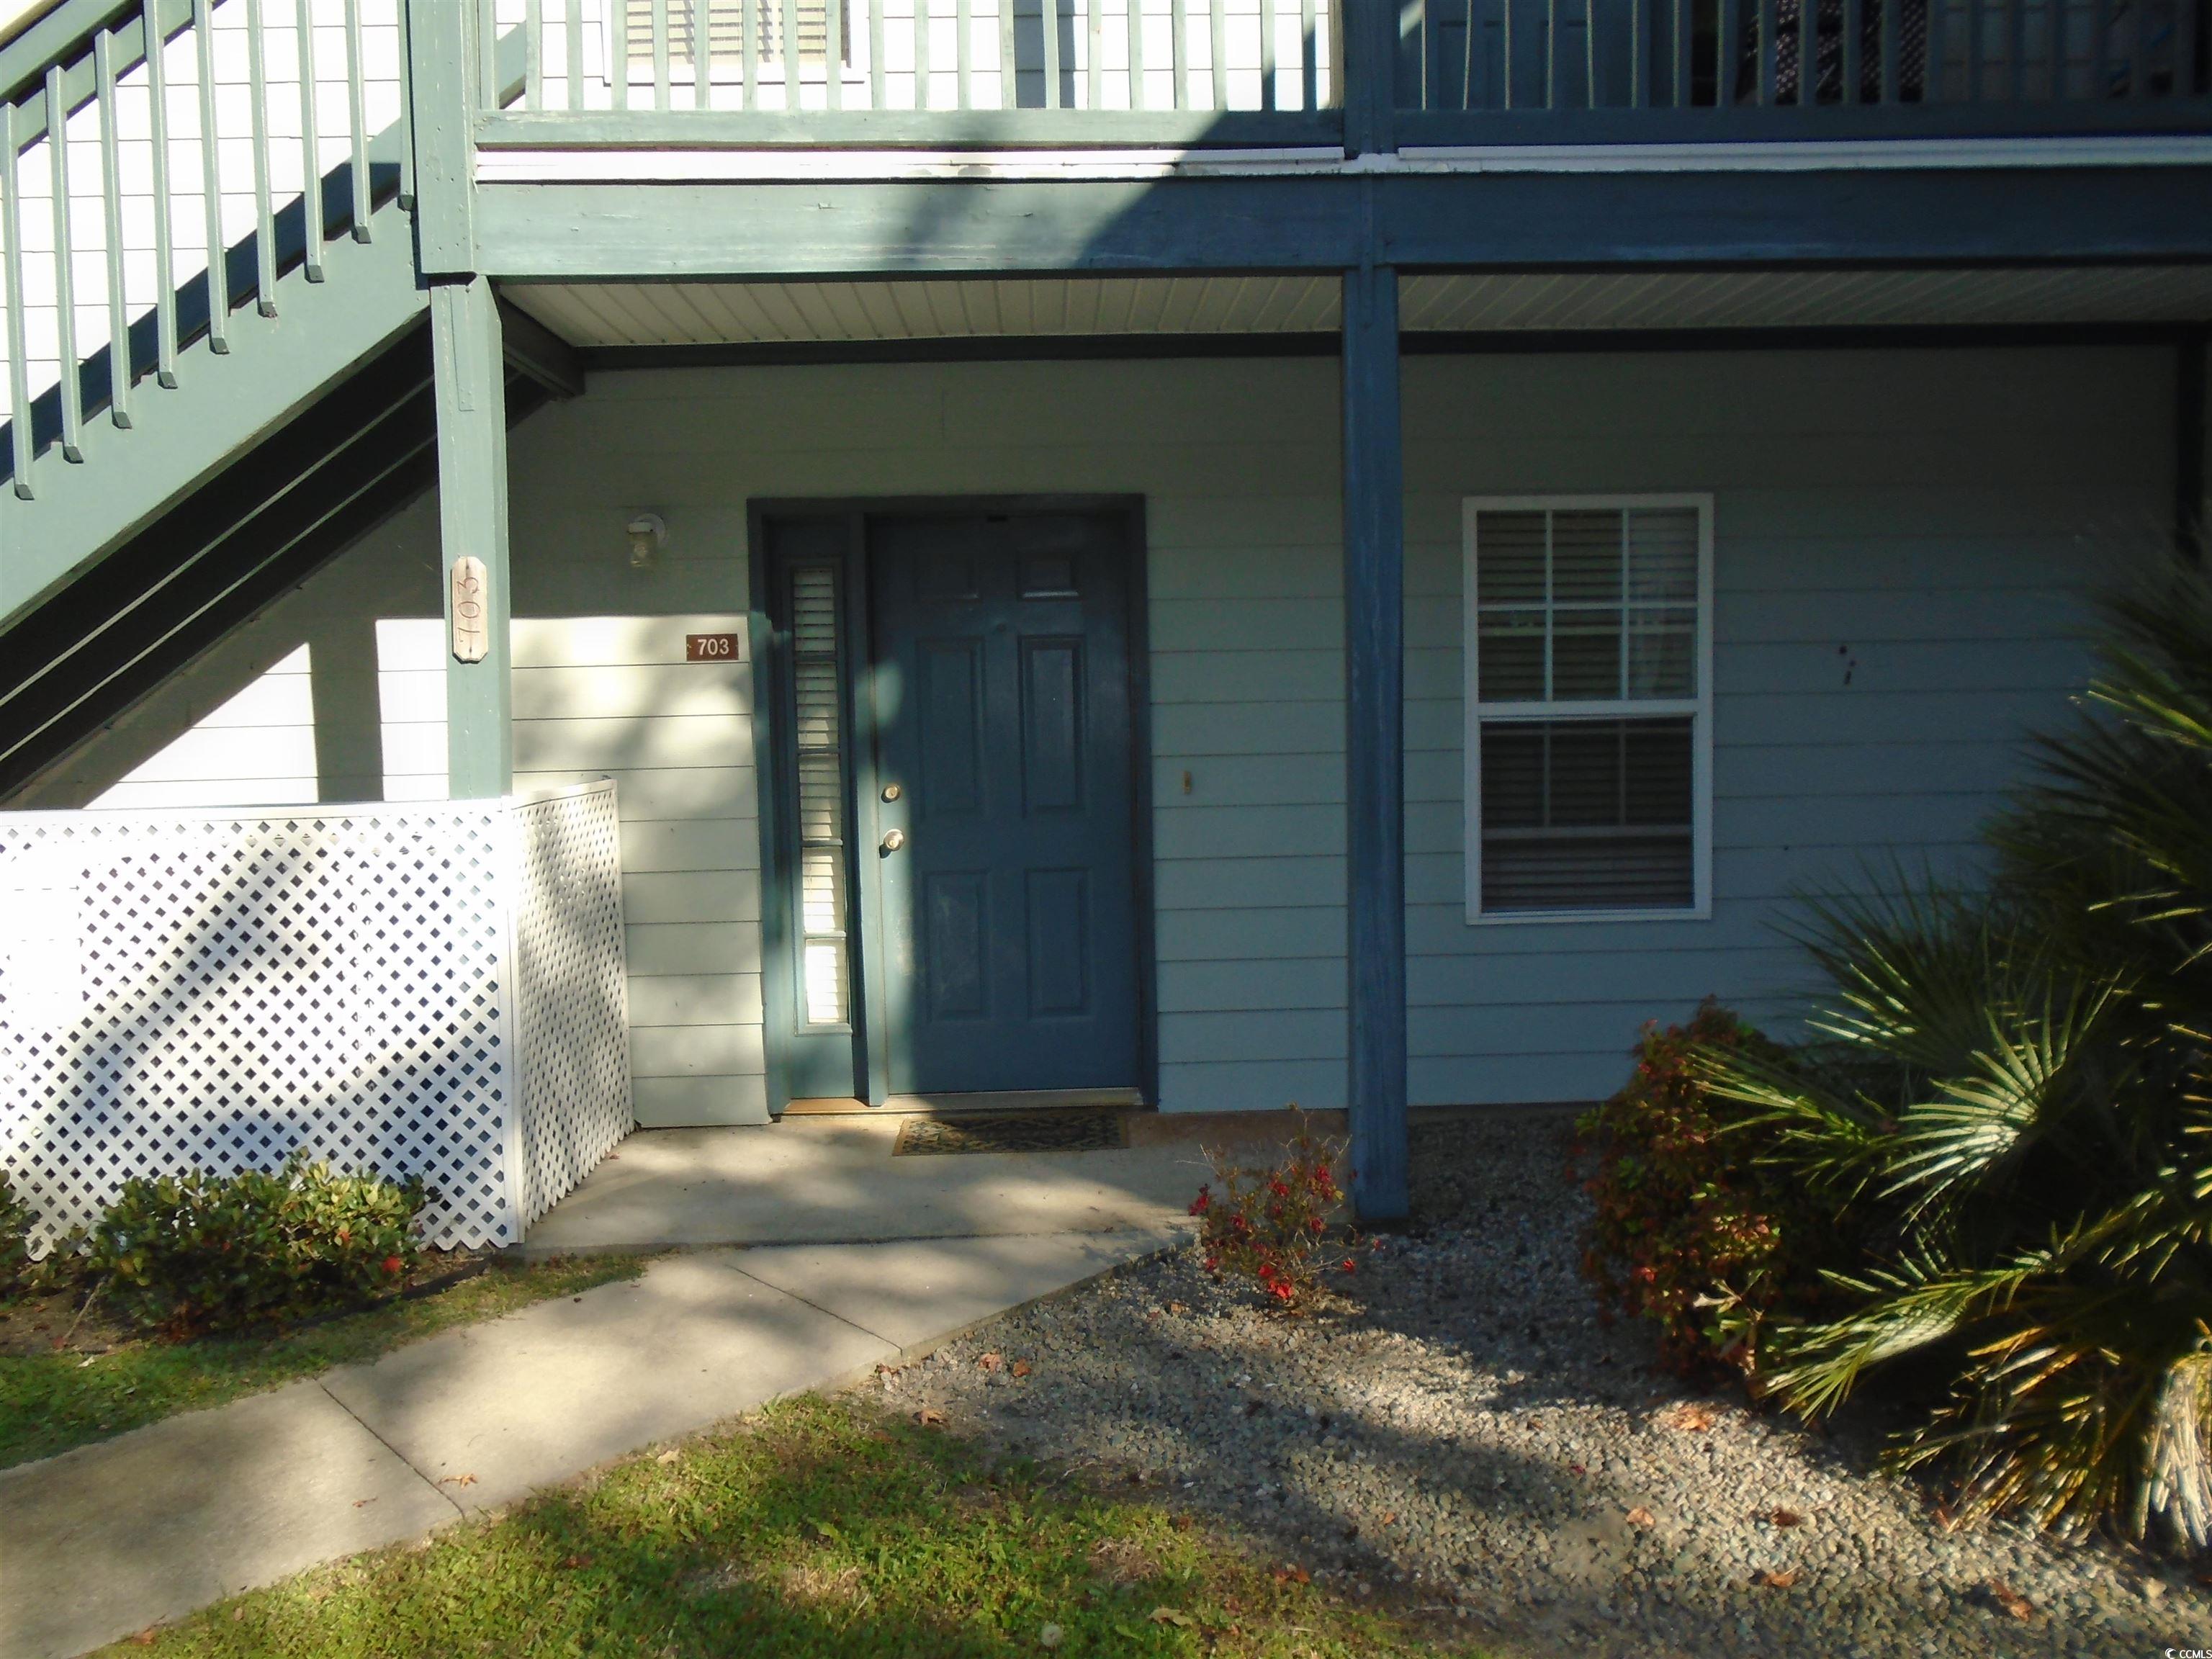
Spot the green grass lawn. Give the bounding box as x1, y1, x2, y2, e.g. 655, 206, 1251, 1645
0, 1254, 645, 1468
102, 1395, 1476, 1659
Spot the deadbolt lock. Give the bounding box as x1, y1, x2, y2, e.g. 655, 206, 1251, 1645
881, 783, 902, 801
881, 829, 907, 853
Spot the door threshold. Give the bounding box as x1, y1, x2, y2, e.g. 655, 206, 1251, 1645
782, 1089, 1148, 1118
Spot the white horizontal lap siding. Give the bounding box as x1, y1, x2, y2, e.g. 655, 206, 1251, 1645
1406, 344, 2169, 1105
508, 611, 765, 1128
503, 356, 1352, 1115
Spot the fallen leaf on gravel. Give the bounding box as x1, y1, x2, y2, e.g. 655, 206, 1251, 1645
1148, 1607, 1193, 1627
351, 1497, 376, 1509
1166, 1301, 1189, 1315
980, 1351, 1004, 1372
1984, 1580, 2034, 1619
1012, 1359, 1032, 1377
126, 1631, 156, 1647
439, 1473, 478, 1487
1771, 1508, 1803, 1528
1272, 1565, 1310, 1586
1626, 1506, 1655, 1527
1752, 1569, 1799, 1589
914, 1407, 945, 1427
1660, 1403, 1714, 1432
1379, 1512, 1396, 1527
1568, 1463, 1587, 1476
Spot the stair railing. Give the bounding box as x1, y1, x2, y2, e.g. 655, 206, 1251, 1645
0, 0, 407, 500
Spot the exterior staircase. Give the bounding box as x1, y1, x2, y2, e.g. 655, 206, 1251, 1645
0, 0, 546, 797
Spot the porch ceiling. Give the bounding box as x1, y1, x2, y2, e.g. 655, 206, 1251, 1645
501, 267, 2212, 352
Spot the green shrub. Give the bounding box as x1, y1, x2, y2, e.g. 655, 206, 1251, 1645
1575, 1001, 1843, 1377
0, 1172, 32, 1298
89, 1158, 429, 1339
1693, 558, 2212, 1546
1191, 1110, 1357, 1313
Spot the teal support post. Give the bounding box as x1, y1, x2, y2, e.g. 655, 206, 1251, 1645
405, 0, 477, 274
1342, 262, 1407, 1223
431, 276, 512, 798
1340, 0, 1397, 158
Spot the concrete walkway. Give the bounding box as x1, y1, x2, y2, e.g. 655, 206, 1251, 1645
521, 1112, 1220, 1253
0, 1226, 1187, 1659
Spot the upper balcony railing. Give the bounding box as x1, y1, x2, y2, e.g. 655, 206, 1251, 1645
477, 0, 2211, 146
478, 0, 1341, 145
1393, 0, 2212, 140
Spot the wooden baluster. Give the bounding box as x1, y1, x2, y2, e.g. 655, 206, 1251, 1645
1841, 0, 1859, 99
296, 0, 323, 279
1260, 0, 1277, 108
1042, 0, 1063, 107
1298, 0, 1313, 107
46, 66, 83, 459
1671, 0, 1689, 102
343, 0, 372, 234
96, 30, 132, 428
1796, 0, 1814, 99
959, 0, 974, 107
1087, 0, 1101, 107
866, 0, 885, 106
2126, 0, 2150, 96
920, 0, 935, 109
652, 0, 670, 107
394, 0, 414, 199
2176, 0, 2202, 96
613, 0, 630, 109
194, 0, 227, 351
4, 103, 35, 493
1174, 0, 1191, 107
1756, 0, 1775, 101
246, 0, 276, 315
1545, 0, 1559, 105
525, 0, 543, 104
1586, 0, 1599, 104
1208, 0, 1224, 106
2008, 0, 2025, 99
1879, 0, 1897, 98
565, 0, 585, 109
1132, 0, 1150, 109
1923, 0, 1945, 99
1002, 0, 1019, 106
1716, 0, 1740, 104
1967, 0, 1984, 100
744, 0, 760, 107
829, 0, 847, 107
140, 0, 182, 380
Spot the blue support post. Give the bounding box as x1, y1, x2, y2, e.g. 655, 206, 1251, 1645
1341, 0, 1398, 156
431, 275, 512, 798
1342, 261, 1408, 1223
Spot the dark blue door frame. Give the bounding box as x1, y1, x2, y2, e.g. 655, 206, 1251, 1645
750, 496, 1159, 1114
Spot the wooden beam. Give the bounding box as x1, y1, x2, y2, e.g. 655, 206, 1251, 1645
475, 109, 1342, 149
1341, 259, 1407, 1224
497, 297, 584, 398
469, 168, 2212, 280
431, 276, 512, 797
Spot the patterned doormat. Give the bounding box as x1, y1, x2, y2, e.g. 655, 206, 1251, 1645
893, 1110, 1129, 1156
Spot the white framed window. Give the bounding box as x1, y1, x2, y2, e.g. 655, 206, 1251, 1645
1464, 494, 1714, 924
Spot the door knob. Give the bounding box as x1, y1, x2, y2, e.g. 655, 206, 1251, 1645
881, 829, 906, 853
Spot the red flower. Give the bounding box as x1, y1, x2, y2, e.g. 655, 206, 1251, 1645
1339, 1257, 1358, 1274
382, 1254, 405, 1276
1269, 1178, 1290, 1198
1269, 1281, 1296, 1303
1188, 1188, 1213, 1216
1306, 1217, 1325, 1236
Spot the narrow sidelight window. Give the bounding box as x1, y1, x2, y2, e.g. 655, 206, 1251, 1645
788, 564, 851, 1023
1465, 496, 1713, 922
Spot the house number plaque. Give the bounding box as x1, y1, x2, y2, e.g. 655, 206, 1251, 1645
449, 557, 489, 664
686, 633, 739, 662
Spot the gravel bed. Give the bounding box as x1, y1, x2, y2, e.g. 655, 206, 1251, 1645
858, 1109, 2212, 1658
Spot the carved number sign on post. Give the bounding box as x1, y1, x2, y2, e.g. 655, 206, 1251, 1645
686, 633, 739, 661
450, 557, 490, 663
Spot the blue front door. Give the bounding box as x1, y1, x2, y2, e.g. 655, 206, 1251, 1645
868, 511, 1141, 1094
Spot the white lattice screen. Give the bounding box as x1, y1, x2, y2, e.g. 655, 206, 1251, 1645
0, 783, 631, 1251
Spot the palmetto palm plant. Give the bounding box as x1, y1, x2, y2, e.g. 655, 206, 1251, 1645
1699, 555, 2212, 1545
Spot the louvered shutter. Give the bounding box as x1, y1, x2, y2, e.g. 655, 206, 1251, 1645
626, 0, 848, 66
789, 565, 850, 1023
